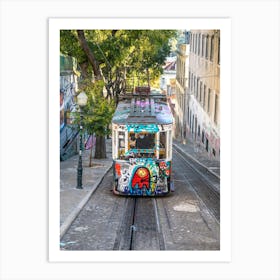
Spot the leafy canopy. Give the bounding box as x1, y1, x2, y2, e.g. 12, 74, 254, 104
60, 29, 178, 87
76, 80, 115, 137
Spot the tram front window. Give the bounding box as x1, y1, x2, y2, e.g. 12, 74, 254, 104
135, 133, 155, 149
128, 132, 156, 158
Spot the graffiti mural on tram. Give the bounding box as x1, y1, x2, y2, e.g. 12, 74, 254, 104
112, 86, 174, 196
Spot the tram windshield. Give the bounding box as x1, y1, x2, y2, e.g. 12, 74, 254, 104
114, 130, 169, 160
126, 132, 155, 158
129, 133, 154, 149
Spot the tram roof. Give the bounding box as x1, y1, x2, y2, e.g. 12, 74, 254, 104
112, 94, 173, 125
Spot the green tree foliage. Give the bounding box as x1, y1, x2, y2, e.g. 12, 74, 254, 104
60, 29, 178, 159
82, 80, 115, 138
60, 30, 91, 79
75, 80, 115, 164
60, 29, 178, 98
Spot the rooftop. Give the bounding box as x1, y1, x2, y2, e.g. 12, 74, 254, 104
112, 94, 173, 125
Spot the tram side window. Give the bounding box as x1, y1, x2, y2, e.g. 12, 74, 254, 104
118, 131, 125, 158
159, 132, 166, 159
167, 130, 172, 159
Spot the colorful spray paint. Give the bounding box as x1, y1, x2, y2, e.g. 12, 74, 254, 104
112, 94, 173, 196
114, 157, 171, 196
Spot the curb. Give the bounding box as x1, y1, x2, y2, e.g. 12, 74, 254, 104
60, 163, 113, 239
173, 142, 220, 180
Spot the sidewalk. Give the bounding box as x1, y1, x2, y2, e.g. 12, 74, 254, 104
60, 136, 220, 239
60, 138, 112, 238
173, 136, 220, 177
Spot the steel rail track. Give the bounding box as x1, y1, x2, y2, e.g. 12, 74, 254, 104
173, 145, 220, 193
172, 147, 220, 222
173, 143, 220, 179
114, 197, 165, 250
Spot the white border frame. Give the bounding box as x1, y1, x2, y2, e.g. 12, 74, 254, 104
1, 0, 279, 279
49, 18, 231, 262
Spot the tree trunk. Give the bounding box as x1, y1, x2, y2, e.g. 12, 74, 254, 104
79, 61, 90, 80
94, 135, 106, 159
106, 125, 110, 139
76, 30, 103, 81
89, 134, 94, 167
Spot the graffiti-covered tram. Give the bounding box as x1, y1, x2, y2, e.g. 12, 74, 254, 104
112, 87, 174, 196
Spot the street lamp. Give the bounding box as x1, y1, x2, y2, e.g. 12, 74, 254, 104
76, 91, 88, 189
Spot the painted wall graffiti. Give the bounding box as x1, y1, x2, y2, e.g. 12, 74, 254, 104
114, 158, 171, 196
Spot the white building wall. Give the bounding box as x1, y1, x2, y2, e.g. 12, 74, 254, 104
160, 71, 176, 93
174, 41, 190, 141
188, 29, 220, 158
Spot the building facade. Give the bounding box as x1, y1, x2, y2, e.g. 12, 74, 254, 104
60, 55, 79, 129
60, 55, 80, 161
188, 30, 220, 159
160, 56, 177, 96
174, 31, 190, 141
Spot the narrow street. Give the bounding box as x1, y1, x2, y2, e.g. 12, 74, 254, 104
60, 144, 220, 251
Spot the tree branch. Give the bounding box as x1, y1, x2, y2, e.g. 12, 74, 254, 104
76, 30, 103, 81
